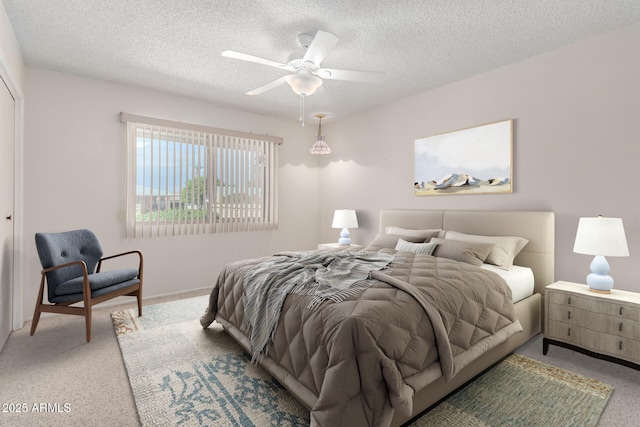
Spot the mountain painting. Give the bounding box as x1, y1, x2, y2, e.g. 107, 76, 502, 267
414, 120, 513, 196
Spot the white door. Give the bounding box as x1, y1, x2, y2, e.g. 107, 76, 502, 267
0, 76, 14, 350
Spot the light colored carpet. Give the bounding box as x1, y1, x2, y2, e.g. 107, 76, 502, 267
113, 296, 612, 427
0, 289, 208, 427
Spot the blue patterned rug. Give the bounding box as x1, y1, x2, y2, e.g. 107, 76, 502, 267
112, 296, 612, 427
112, 296, 309, 426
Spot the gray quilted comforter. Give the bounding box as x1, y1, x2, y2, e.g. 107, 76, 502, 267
201, 247, 522, 427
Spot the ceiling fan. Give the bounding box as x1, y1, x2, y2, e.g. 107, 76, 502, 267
221, 30, 385, 98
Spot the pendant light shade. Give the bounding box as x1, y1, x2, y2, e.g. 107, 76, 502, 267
310, 114, 331, 154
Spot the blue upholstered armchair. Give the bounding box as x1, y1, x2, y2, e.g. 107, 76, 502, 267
31, 229, 143, 342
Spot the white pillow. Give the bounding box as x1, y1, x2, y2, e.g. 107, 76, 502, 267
385, 226, 443, 241
395, 238, 438, 255
444, 231, 529, 270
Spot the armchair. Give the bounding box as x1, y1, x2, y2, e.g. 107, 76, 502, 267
31, 229, 143, 342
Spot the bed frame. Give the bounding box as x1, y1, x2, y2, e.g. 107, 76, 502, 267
380, 210, 555, 426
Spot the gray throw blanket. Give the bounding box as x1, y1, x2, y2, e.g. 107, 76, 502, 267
243, 251, 395, 361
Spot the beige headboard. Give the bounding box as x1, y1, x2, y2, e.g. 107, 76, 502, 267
379, 210, 555, 296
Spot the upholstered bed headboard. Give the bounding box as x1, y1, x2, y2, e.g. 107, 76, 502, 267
379, 210, 555, 296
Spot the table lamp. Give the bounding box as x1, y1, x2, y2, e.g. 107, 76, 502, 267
332, 209, 358, 245
573, 215, 629, 293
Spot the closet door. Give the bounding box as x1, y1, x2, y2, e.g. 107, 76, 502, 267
0, 76, 14, 350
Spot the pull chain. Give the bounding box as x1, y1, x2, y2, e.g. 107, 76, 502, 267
299, 95, 305, 127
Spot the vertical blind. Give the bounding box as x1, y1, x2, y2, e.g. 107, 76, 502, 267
120, 113, 281, 237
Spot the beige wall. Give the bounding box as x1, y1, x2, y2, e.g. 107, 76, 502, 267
21, 68, 322, 319
319, 22, 640, 292
14, 20, 640, 323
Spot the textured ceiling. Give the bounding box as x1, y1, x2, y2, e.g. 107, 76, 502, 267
3, 1, 640, 123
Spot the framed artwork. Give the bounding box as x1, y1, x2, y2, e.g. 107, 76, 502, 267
414, 119, 513, 196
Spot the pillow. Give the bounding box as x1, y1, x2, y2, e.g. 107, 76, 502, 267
395, 238, 438, 255
431, 238, 494, 266
385, 226, 443, 241
368, 233, 424, 248
444, 231, 529, 270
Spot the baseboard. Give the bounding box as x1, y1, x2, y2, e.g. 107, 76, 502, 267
22, 285, 212, 324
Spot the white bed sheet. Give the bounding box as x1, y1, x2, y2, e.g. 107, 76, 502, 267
480, 264, 535, 303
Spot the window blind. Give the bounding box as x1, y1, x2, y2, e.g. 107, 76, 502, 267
120, 113, 281, 237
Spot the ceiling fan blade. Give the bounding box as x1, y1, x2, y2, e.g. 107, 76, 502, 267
222, 50, 293, 71
246, 76, 288, 95
317, 68, 385, 84
303, 31, 339, 66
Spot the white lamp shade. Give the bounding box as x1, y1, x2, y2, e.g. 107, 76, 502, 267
332, 210, 358, 229
573, 216, 629, 257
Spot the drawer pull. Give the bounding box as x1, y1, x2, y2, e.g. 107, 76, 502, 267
568, 296, 572, 305
567, 327, 571, 337
619, 307, 623, 315
567, 311, 571, 320
619, 341, 623, 351
619, 322, 623, 332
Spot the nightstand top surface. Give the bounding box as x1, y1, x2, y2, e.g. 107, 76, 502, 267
318, 242, 352, 248
548, 281, 640, 303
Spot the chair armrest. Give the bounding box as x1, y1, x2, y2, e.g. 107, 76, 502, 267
97, 250, 143, 278
99, 250, 143, 263
41, 259, 89, 276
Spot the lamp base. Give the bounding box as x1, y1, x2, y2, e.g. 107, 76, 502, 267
589, 288, 612, 294
586, 255, 614, 293
338, 228, 351, 245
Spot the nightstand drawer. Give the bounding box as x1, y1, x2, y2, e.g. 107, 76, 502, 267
548, 290, 640, 320
590, 331, 639, 361
548, 303, 640, 339
547, 321, 639, 361
547, 320, 582, 345
547, 303, 588, 323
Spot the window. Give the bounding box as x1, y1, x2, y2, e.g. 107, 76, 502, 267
120, 113, 281, 237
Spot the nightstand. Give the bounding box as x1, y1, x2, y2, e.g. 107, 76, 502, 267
544, 281, 640, 370
317, 243, 360, 250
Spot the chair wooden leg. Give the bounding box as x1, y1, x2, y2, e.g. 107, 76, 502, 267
30, 305, 42, 336
137, 291, 142, 317
84, 306, 92, 343
30, 275, 46, 336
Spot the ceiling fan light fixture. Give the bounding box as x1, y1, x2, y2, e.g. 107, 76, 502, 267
310, 114, 331, 155
286, 73, 323, 96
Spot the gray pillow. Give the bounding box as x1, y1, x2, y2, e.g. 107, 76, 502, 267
395, 238, 438, 255
431, 238, 495, 266
368, 233, 424, 248
444, 231, 529, 270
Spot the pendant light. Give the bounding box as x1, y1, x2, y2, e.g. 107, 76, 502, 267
310, 114, 331, 154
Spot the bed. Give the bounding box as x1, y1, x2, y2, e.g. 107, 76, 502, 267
201, 209, 555, 426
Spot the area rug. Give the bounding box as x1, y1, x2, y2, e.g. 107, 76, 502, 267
112, 296, 613, 427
